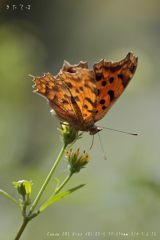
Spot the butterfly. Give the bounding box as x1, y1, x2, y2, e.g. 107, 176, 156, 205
32, 52, 138, 135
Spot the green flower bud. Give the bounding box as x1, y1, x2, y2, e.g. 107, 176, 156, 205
59, 123, 77, 147
13, 180, 32, 198
66, 148, 90, 174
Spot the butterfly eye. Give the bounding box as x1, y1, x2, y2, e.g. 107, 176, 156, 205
96, 73, 102, 81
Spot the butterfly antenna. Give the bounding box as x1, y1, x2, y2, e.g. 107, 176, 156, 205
98, 132, 107, 160
99, 126, 138, 136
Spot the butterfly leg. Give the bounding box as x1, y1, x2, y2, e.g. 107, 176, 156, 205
85, 135, 94, 157
67, 131, 84, 150
89, 135, 94, 151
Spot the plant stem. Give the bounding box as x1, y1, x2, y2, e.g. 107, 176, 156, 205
15, 144, 67, 239
14, 218, 29, 240
55, 172, 73, 194
28, 143, 67, 216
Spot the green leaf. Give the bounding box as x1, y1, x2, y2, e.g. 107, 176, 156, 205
0, 189, 22, 213
39, 184, 85, 212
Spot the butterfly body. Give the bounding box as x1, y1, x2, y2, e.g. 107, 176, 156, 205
51, 106, 102, 135
33, 52, 138, 135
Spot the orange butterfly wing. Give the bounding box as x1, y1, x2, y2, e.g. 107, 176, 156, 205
93, 52, 138, 122
59, 61, 97, 129
33, 61, 97, 131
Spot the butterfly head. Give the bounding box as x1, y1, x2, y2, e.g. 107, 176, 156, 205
89, 125, 102, 135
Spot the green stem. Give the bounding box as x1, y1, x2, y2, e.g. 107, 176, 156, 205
14, 218, 29, 240
55, 172, 73, 195
28, 143, 67, 216
15, 143, 67, 239
22, 195, 26, 217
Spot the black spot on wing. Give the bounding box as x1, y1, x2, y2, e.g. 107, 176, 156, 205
64, 94, 71, 99
74, 96, 80, 101
79, 86, 84, 91
99, 99, 105, 104
62, 99, 69, 104
83, 104, 88, 109
76, 89, 79, 93
108, 90, 115, 102
65, 82, 73, 88
84, 84, 97, 94
87, 110, 93, 113
109, 77, 114, 83
118, 74, 123, 80
85, 97, 96, 107
102, 80, 107, 86
96, 73, 102, 81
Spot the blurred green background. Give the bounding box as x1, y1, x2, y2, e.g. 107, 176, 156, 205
0, 0, 160, 239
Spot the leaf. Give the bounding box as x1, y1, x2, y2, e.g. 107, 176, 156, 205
39, 184, 85, 212
0, 189, 22, 213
